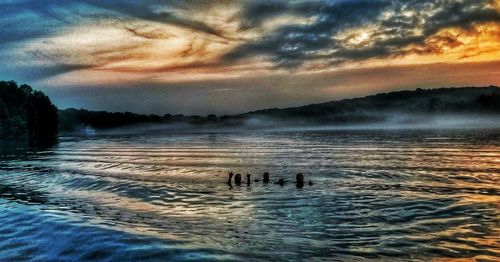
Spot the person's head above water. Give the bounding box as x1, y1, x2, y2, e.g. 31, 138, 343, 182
235, 173, 242, 185
296, 173, 304, 188
263, 172, 270, 183
296, 173, 304, 184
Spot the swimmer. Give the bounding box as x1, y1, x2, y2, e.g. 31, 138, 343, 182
296, 173, 304, 188
235, 173, 242, 185
263, 172, 270, 184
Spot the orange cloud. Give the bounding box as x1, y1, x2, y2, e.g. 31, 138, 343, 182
401, 22, 500, 63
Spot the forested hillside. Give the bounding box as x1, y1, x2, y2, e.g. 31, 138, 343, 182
0, 81, 58, 140
243, 86, 500, 125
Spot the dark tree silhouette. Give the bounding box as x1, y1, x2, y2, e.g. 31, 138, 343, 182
58, 108, 165, 131
0, 81, 58, 140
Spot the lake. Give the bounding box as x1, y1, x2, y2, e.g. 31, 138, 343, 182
0, 129, 499, 261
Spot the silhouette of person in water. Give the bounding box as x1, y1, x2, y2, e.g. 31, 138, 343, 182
296, 173, 304, 188
246, 174, 251, 186
263, 172, 270, 184
308, 179, 313, 186
276, 178, 285, 186
235, 173, 242, 185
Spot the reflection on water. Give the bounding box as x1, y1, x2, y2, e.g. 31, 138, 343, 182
0, 130, 499, 261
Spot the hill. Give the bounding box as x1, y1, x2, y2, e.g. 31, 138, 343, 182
241, 86, 500, 127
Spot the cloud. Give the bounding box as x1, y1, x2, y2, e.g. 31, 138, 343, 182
224, 0, 500, 68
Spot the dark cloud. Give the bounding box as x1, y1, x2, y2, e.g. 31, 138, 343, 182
226, 0, 391, 65
0, 64, 91, 82
0, 1, 72, 45
78, 0, 229, 38
225, 0, 500, 68
124, 26, 173, 40
239, 0, 291, 30
23, 64, 91, 80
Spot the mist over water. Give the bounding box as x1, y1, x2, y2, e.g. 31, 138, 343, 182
0, 129, 499, 261
89, 113, 500, 135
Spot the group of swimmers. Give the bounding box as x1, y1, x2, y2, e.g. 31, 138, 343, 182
227, 171, 313, 188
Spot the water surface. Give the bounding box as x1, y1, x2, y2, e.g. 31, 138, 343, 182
1, 129, 499, 261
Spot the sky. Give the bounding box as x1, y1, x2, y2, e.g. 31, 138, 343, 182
1, 0, 499, 115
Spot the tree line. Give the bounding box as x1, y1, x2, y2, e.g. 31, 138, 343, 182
2, 80, 500, 141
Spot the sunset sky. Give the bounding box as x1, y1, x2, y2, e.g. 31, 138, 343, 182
1, 0, 499, 114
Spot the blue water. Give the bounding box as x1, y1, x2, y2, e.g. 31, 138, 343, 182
1, 129, 499, 261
